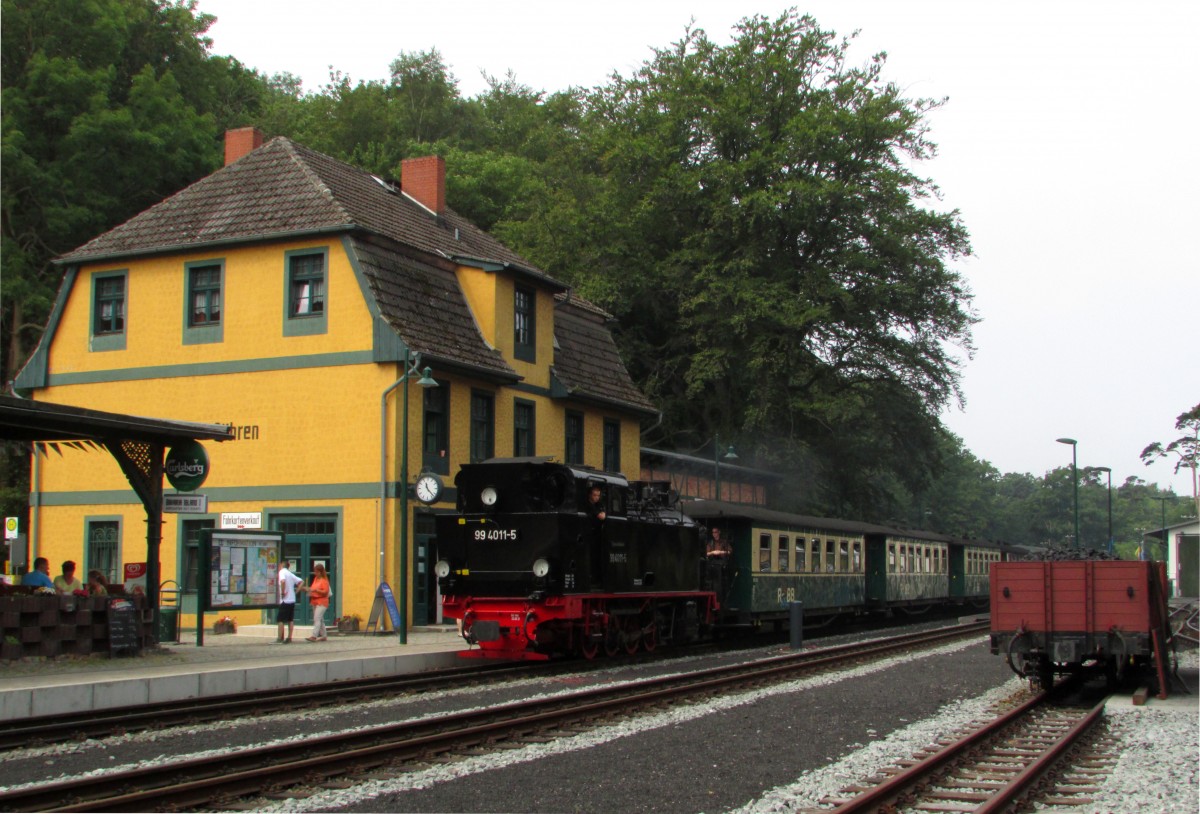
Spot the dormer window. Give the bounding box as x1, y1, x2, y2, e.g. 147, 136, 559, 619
514, 284, 535, 362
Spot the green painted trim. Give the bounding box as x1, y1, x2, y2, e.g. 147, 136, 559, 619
90, 270, 128, 352
182, 258, 225, 345
43, 350, 376, 386
38, 482, 401, 506
15, 268, 76, 390
283, 247, 329, 337
509, 381, 553, 399
82, 514, 124, 579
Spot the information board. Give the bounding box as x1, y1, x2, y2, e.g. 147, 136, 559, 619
200, 529, 284, 610
107, 596, 141, 657
367, 582, 402, 633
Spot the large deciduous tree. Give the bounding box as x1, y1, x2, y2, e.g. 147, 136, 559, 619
512, 12, 976, 515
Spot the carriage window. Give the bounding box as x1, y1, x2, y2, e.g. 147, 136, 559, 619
795, 537, 805, 572
825, 539, 836, 572
839, 540, 849, 571
778, 535, 789, 572
759, 533, 772, 572
811, 538, 820, 572
888, 543, 896, 570
853, 542, 862, 572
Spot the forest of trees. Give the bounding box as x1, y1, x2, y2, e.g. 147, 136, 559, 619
2, 0, 1193, 550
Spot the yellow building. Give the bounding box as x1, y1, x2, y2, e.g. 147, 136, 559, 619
15, 128, 656, 631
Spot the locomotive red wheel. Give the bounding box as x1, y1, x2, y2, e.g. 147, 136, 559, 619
642, 620, 658, 652
580, 635, 599, 660
603, 619, 621, 657
623, 616, 640, 655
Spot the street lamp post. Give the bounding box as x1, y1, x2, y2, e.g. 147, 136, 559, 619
388, 351, 437, 645
1056, 438, 1080, 549
712, 433, 738, 502
1095, 466, 1113, 555
1149, 496, 1172, 562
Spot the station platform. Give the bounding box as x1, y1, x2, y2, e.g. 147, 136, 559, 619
0, 624, 469, 721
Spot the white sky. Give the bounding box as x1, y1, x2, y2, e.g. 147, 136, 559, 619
195, 0, 1198, 499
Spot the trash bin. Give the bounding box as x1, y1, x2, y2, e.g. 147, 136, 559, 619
156, 606, 180, 643
157, 581, 181, 643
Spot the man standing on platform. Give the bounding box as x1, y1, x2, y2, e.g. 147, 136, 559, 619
276, 559, 305, 644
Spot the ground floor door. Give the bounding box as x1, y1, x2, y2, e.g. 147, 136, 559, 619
1178, 534, 1198, 597
413, 513, 436, 625
272, 515, 337, 626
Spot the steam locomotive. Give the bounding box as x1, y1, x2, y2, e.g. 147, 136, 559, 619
436, 458, 1006, 660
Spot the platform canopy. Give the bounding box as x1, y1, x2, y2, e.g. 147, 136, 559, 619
1, 395, 233, 620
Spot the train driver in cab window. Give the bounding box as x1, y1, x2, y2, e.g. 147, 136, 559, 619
587, 484, 606, 523
707, 526, 732, 558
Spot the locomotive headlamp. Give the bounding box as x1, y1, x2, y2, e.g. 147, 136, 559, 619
481, 486, 499, 507
434, 560, 451, 578
532, 558, 551, 578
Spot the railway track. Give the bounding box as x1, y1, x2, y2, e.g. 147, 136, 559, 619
0, 621, 988, 812
819, 691, 1113, 813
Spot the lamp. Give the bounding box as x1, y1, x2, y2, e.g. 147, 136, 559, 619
713, 433, 739, 502
380, 350, 438, 645
1148, 496, 1173, 562
1095, 466, 1112, 555
1056, 438, 1079, 549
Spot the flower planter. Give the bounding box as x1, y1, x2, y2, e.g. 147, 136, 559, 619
336, 619, 360, 633
213, 620, 236, 635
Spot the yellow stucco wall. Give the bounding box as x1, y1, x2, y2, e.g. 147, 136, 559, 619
28, 236, 650, 631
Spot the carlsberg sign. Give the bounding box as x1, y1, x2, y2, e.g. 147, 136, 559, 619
165, 440, 210, 492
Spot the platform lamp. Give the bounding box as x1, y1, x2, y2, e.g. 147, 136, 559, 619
1056, 438, 1080, 549
396, 352, 438, 644
1095, 466, 1113, 555
713, 434, 739, 502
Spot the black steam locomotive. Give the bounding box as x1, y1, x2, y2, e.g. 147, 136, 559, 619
435, 458, 716, 659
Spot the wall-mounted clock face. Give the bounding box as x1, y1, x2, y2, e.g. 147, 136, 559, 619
415, 473, 443, 504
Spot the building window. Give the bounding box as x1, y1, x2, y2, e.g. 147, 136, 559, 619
513, 399, 535, 457
564, 410, 584, 465
184, 261, 223, 345
603, 419, 620, 473
181, 519, 216, 592
423, 385, 449, 475
470, 390, 494, 463
86, 520, 120, 584
284, 248, 328, 336
91, 272, 127, 351
514, 285, 535, 362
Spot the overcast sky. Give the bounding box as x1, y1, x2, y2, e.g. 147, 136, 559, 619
195, 0, 1198, 499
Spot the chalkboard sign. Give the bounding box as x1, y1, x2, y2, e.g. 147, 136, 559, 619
107, 597, 141, 657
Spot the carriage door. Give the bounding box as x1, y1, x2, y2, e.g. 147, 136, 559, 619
413, 513, 436, 625
948, 544, 965, 598
272, 515, 337, 626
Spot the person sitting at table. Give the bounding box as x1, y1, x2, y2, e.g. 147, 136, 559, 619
53, 560, 84, 594
21, 557, 54, 589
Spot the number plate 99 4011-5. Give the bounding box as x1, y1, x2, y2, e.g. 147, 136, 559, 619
473, 527, 519, 542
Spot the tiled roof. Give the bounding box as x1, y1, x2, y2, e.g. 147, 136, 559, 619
552, 295, 657, 416
57, 137, 555, 284
54, 136, 654, 413
348, 238, 516, 380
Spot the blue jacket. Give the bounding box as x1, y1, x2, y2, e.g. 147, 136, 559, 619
21, 570, 54, 589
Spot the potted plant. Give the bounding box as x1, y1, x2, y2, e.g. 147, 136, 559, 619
335, 613, 361, 633
213, 615, 237, 634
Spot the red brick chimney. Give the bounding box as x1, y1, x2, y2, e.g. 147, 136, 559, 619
401, 156, 446, 216
225, 127, 264, 166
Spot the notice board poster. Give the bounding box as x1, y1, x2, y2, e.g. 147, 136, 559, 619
200, 529, 284, 611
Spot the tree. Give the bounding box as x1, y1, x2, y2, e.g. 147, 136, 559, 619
1140, 403, 1200, 522
511, 12, 975, 514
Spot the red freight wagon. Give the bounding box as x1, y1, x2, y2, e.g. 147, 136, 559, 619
989, 559, 1172, 694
